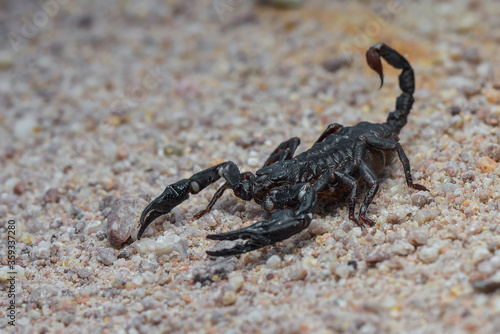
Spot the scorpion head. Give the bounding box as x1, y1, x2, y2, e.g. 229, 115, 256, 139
233, 172, 255, 201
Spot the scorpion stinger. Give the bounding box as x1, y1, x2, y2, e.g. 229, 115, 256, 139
137, 43, 429, 257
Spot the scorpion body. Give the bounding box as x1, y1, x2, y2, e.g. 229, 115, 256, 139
138, 43, 428, 256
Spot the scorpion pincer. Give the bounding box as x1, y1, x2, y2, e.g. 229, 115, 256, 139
137, 43, 428, 256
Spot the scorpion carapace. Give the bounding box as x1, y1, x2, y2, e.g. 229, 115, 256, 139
137, 43, 428, 256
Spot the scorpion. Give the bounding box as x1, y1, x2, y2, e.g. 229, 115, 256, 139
137, 43, 428, 256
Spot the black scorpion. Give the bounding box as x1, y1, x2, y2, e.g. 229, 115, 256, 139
137, 43, 428, 256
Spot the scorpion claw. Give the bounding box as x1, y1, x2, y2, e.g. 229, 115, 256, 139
138, 179, 191, 239
206, 209, 311, 256
366, 44, 384, 89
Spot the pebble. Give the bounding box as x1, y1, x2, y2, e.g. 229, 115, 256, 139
222, 291, 237, 306
482, 144, 500, 162
289, 267, 307, 281
14, 116, 37, 140
473, 248, 491, 264
116, 144, 129, 160
419, 247, 439, 263
373, 230, 386, 245
228, 273, 244, 292
391, 240, 415, 256
463, 47, 481, 64
308, 219, 329, 235
442, 183, 456, 193
13, 181, 26, 195
414, 209, 439, 224
407, 229, 428, 246
365, 250, 389, 264
106, 197, 148, 248
0, 51, 14, 69
28, 286, 59, 308
153, 233, 188, 258
77, 268, 92, 278
474, 189, 489, 203
140, 259, 158, 272
97, 248, 117, 266
335, 262, 354, 279
266, 255, 282, 269
193, 258, 239, 283
477, 156, 498, 173
44, 188, 61, 203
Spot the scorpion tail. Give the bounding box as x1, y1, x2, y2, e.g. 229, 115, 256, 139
366, 43, 415, 134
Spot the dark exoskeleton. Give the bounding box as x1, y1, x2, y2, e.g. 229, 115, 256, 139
137, 43, 428, 256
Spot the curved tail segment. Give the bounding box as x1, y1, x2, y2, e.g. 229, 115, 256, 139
366, 43, 415, 134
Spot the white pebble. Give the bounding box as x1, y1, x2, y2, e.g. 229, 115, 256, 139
473, 248, 491, 264
419, 247, 439, 263
392, 240, 415, 256
266, 255, 282, 269
14, 116, 37, 140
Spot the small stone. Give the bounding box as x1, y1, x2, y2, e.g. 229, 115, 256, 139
222, 291, 237, 306
447, 105, 461, 115
322, 58, 349, 73
419, 247, 439, 263
414, 209, 439, 224
374, 230, 385, 245
77, 268, 91, 279
44, 188, 60, 203
98, 248, 117, 266
14, 116, 37, 140
87, 220, 102, 234
106, 197, 148, 248
442, 183, 456, 193
392, 240, 415, 256
266, 255, 282, 269
365, 250, 389, 263
289, 267, 307, 281
467, 220, 483, 235
28, 286, 59, 308
335, 262, 354, 279
0, 51, 14, 70
308, 219, 329, 235
411, 193, 429, 208
407, 229, 428, 246
228, 274, 244, 292
385, 213, 401, 225
473, 248, 490, 264
477, 156, 498, 173
116, 144, 129, 160
463, 47, 481, 64
13, 182, 26, 195
113, 268, 131, 288
482, 145, 500, 162
193, 258, 239, 283
154, 233, 189, 258
474, 189, 489, 203
140, 259, 158, 272
462, 171, 475, 182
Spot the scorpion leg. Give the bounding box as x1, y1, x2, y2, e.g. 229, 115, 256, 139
138, 161, 255, 239
316, 123, 343, 143
357, 160, 380, 227
331, 169, 364, 228
206, 183, 318, 256
351, 138, 380, 227
262, 137, 300, 167
363, 135, 428, 191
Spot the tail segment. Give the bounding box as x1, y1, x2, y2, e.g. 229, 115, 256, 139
366, 43, 415, 134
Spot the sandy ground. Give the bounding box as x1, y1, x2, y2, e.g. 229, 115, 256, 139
1, 0, 500, 333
